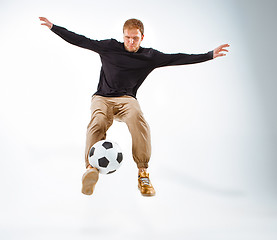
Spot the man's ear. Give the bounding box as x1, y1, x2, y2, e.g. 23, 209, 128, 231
141, 35, 144, 41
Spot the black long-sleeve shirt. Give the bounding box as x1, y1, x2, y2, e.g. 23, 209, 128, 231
51, 25, 213, 98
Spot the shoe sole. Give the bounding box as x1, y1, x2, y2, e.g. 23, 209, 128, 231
138, 186, 156, 197
82, 169, 99, 195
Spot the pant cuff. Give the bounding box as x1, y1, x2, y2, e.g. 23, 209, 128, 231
137, 162, 148, 169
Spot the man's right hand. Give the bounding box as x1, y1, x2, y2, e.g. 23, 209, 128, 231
39, 17, 53, 29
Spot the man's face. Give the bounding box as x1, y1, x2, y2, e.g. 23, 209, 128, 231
123, 28, 144, 52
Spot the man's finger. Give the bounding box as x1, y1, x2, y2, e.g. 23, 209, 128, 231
39, 17, 49, 23
217, 44, 230, 52
214, 52, 227, 58
220, 44, 230, 48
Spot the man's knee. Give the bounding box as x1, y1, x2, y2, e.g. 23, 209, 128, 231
125, 104, 144, 121
87, 114, 111, 134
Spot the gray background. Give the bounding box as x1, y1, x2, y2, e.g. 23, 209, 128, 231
0, 0, 276, 239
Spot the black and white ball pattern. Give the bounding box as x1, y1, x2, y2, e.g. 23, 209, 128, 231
88, 140, 123, 174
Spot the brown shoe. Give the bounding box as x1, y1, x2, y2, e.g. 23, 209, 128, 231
138, 171, 156, 197
81, 168, 99, 195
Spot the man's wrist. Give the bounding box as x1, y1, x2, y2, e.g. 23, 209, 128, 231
208, 50, 214, 59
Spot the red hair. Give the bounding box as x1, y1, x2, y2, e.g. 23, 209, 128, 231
123, 18, 144, 35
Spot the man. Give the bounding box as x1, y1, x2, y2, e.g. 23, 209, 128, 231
39, 17, 229, 197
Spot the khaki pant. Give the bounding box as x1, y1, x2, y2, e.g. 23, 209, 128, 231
85, 95, 151, 169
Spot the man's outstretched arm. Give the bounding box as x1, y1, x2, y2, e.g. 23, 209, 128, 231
152, 43, 230, 68
38, 17, 108, 53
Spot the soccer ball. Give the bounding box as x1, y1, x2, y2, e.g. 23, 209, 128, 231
88, 140, 123, 174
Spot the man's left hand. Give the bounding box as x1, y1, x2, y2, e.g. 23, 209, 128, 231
213, 44, 230, 58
